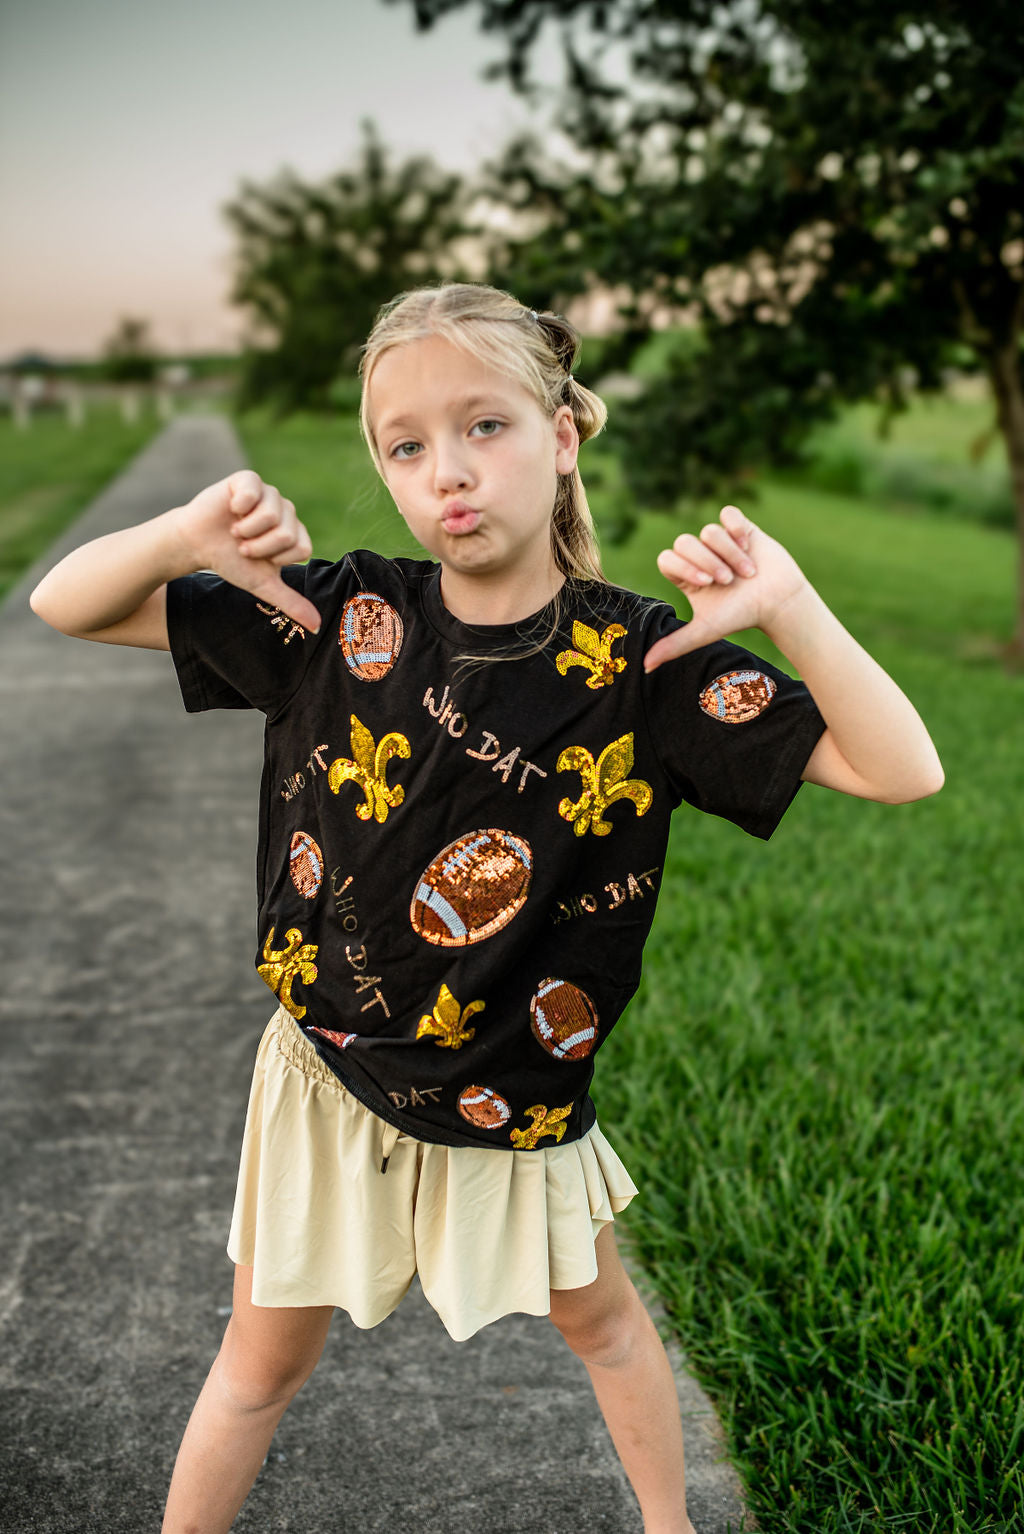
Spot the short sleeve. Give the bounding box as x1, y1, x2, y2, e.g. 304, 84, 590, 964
641, 603, 827, 839
166, 558, 351, 716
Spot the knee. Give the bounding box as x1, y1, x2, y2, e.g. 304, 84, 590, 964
549, 1283, 647, 1369
213, 1329, 321, 1415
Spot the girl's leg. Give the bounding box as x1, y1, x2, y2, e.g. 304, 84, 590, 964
548, 1224, 696, 1534
162, 1263, 334, 1534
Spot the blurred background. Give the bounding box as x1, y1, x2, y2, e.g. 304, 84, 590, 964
4, 0, 1022, 588
3, 3, 1023, 1530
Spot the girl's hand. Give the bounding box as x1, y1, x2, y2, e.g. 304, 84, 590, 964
643, 506, 808, 672
175, 470, 321, 633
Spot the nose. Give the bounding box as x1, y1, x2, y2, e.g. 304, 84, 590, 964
433, 434, 474, 496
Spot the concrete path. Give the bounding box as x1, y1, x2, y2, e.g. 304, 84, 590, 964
0, 413, 749, 1533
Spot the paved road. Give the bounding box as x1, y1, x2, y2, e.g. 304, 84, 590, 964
0, 412, 748, 1533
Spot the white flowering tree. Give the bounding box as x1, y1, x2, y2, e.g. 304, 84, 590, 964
398, 0, 1024, 651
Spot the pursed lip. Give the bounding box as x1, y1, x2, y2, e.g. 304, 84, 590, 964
441, 500, 482, 534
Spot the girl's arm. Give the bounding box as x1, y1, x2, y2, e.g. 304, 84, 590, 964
643, 506, 944, 804
29, 470, 320, 648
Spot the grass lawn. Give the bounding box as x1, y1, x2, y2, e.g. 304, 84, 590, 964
812, 381, 998, 465
0, 402, 167, 601
789, 384, 1014, 531
235, 403, 1023, 1533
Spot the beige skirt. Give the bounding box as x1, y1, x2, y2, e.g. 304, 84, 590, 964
228, 1007, 639, 1342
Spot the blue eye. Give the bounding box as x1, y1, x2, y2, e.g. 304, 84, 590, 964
471, 419, 502, 437
391, 441, 421, 460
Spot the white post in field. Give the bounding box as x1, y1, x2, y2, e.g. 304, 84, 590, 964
66, 385, 85, 427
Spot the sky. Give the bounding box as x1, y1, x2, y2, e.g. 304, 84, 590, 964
0, 0, 565, 360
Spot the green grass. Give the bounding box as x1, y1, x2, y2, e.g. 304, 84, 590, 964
0, 402, 165, 599
823, 387, 998, 465
788, 387, 1015, 531
236, 402, 1023, 1533
597, 667, 1023, 1532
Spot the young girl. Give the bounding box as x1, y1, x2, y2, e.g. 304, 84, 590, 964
30, 282, 943, 1534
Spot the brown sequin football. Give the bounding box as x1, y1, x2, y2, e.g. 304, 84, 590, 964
457, 1084, 512, 1129
339, 592, 404, 682
698, 669, 777, 723
288, 830, 324, 899
310, 1026, 357, 1050
410, 829, 533, 947
530, 978, 599, 1060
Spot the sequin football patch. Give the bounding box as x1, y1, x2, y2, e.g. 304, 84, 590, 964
530, 978, 598, 1060
698, 670, 777, 723
339, 592, 404, 681
311, 1027, 358, 1049
457, 1084, 512, 1130
288, 831, 324, 899
410, 829, 532, 947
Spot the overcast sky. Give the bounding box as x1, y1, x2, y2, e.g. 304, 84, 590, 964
0, 0, 564, 360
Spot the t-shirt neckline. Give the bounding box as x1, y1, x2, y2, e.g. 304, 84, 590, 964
420, 562, 570, 652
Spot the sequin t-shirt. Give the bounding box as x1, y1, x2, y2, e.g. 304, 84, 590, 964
166, 551, 826, 1151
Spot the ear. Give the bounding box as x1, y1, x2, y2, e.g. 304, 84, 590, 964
552, 404, 580, 475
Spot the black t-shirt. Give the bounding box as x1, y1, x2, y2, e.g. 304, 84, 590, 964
166, 551, 825, 1150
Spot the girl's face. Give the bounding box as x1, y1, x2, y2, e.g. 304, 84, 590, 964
368, 334, 579, 601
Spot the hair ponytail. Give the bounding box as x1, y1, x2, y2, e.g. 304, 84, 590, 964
534, 312, 578, 376
552, 374, 607, 582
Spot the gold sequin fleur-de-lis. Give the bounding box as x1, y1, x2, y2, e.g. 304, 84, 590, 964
510, 1103, 573, 1149
557, 732, 653, 837
555, 621, 627, 689
416, 983, 486, 1050
328, 714, 410, 823
258, 926, 318, 1019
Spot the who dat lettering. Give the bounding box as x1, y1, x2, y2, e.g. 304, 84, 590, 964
422, 684, 548, 794
331, 868, 360, 933
552, 866, 661, 924
329, 867, 391, 1017
281, 742, 329, 802
345, 943, 391, 1018
388, 1085, 443, 1109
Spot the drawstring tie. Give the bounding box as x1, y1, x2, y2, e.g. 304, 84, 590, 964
379, 1120, 401, 1174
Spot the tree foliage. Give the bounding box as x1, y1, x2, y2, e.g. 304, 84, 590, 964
223, 120, 474, 416
397, 0, 1024, 646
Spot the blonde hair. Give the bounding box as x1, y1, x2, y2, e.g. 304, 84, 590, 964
357, 282, 609, 584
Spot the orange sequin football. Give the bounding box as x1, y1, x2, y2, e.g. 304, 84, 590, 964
339, 592, 405, 682
457, 1084, 512, 1129
530, 978, 599, 1060
698, 669, 777, 723
288, 830, 324, 899
410, 829, 533, 947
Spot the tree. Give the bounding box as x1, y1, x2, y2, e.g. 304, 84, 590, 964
101, 316, 158, 383
395, 0, 1024, 651
223, 119, 475, 416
